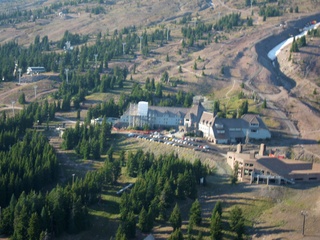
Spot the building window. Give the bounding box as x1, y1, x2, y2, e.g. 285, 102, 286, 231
251, 129, 257, 133
309, 177, 317, 181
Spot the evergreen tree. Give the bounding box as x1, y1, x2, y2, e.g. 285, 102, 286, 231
229, 206, 245, 239
169, 228, 184, 240
210, 211, 222, 240
290, 37, 299, 52
115, 224, 127, 240
112, 159, 121, 183
193, 61, 197, 70
196, 231, 203, 240
189, 199, 202, 226
12, 205, 29, 240
27, 213, 41, 240
18, 92, 26, 104
212, 201, 222, 217
123, 211, 136, 238
138, 207, 149, 233
169, 203, 182, 230
262, 99, 267, 109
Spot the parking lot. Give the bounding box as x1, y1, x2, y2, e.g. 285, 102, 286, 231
128, 132, 224, 154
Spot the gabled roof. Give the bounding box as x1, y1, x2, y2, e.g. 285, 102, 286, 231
199, 111, 215, 125
185, 102, 205, 122
212, 117, 245, 140
242, 114, 269, 130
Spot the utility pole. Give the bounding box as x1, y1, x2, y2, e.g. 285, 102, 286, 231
251, 0, 253, 14
72, 173, 75, 185
94, 54, 98, 68
139, 36, 143, 52
122, 42, 126, 55
11, 101, 15, 117
166, 28, 169, 41
34, 85, 38, 98
301, 211, 307, 236
65, 68, 69, 84
18, 68, 22, 85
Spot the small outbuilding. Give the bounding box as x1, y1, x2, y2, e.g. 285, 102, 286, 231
27, 67, 46, 75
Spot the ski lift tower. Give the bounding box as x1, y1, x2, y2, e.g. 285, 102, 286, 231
122, 42, 126, 55
139, 36, 143, 52
11, 101, 15, 117
34, 85, 38, 98
65, 68, 69, 84
18, 68, 22, 85
94, 54, 98, 68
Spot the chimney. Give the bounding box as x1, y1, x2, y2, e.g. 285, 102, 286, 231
259, 144, 266, 156
236, 143, 242, 153
250, 150, 255, 159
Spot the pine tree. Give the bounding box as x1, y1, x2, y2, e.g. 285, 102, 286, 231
115, 224, 127, 240
124, 211, 136, 238
189, 199, 202, 226
18, 92, 26, 104
212, 201, 222, 217
169, 228, 184, 240
193, 61, 197, 70
12, 205, 29, 240
210, 211, 222, 240
262, 99, 267, 109
169, 203, 182, 230
229, 206, 245, 239
27, 213, 41, 240
138, 207, 148, 232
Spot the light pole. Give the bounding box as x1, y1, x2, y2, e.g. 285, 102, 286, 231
139, 36, 143, 52
11, 101, 15, 117
18, 68, 22, 85
72, 173, 75, 185
34, 85, 38, 98
65, 68, 69, 84
122, 42, 126, 55
94, 54, 98, 68
301, 211, 307, 236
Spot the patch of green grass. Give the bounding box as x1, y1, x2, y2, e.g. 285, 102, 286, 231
241, 198, 274, 226
274, 219, 287, 227
262, 117, 281, 129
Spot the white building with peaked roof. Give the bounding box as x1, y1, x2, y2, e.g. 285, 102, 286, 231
199, 112, 271, 144
120, 101, 271, 143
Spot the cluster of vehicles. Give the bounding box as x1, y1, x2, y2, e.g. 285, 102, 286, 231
128, 132, 214, 152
